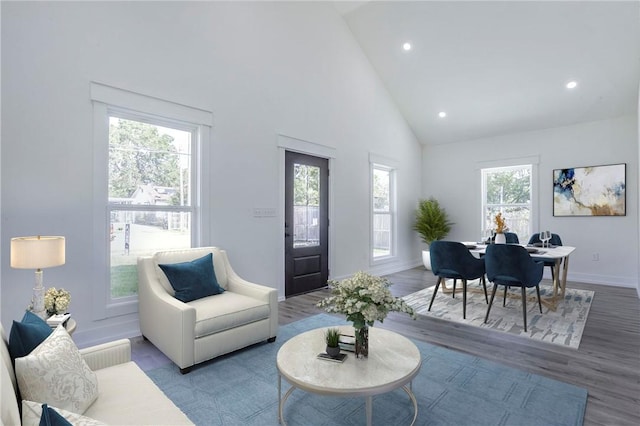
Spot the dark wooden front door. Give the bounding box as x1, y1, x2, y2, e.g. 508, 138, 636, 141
284, 151, 329, 297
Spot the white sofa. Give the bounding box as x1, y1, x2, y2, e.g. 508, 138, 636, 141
137, 247, 278, 373
1, 326, 193, 425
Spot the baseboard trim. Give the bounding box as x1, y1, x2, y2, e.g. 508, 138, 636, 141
73, 318, 141, 349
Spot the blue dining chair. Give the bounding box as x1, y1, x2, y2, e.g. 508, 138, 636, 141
528, 233, 563, 279
504, 232, 519, 244
484, 244, 544, 332
429, 241, 488, 319
489, 232, 519, 244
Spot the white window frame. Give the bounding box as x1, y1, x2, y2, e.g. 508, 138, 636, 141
479, 156, 539, 242
370, 153, 398, 264
91, 82, 212, 320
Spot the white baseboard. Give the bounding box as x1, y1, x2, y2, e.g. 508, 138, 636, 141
73, 318, 140, 349
565, 272, 638, 288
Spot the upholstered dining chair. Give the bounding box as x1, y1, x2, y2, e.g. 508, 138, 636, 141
429, 241, 488, 319
489, 232, 519, 244
484, 244, 544, 332
504, 232, 520, 244
528, 232, 563, 279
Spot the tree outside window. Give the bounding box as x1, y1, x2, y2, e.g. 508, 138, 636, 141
482, 165, 532, 242
108, 116, 193, 298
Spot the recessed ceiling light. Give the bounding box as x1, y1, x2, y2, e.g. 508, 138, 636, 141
403, 42, 412, 51
438, 111, 447, 118
566, 81, 578, 89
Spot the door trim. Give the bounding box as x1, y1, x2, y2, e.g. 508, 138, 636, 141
277, 134, 336, 301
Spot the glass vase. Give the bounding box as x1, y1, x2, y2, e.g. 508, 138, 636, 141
355, 325, 369, 358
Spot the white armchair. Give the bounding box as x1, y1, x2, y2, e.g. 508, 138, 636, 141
137, 247, 278, 374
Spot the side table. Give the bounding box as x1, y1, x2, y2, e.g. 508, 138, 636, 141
65, 318, 77, 335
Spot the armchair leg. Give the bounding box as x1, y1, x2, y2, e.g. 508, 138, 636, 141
452, 279, 457, 298
521, 286, 528, 332
428, 277, 442, 311
536, 286, 542, 313
484, 284, 498, 324
267, 336, 277, 343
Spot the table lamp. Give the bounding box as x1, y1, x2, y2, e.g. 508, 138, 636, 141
10, 236, 66, 319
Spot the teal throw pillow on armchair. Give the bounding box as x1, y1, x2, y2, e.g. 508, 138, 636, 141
8, 310, 53, 361
159, 253, 225, 303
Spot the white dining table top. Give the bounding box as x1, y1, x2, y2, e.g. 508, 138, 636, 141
462, 242, 576, 259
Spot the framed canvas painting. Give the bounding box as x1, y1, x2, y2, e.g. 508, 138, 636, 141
553, 163, 626, 216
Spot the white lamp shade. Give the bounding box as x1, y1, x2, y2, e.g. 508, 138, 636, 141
10, 236, 66, 269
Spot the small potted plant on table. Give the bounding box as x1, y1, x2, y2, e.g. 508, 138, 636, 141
325, 328, 341, 358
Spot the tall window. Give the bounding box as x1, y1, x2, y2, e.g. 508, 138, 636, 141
91, 82, 211, 318
108, 113, 195, 298
481, 165, 532, 242
371, 163, 396, 261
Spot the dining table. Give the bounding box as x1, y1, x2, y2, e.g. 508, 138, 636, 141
459, 242, 576, 310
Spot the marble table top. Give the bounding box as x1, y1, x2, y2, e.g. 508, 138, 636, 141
276, 326, 422, 397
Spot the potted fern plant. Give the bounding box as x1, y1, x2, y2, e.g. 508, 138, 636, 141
413, 198, 453, 270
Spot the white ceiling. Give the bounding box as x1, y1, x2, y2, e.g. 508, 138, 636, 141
337, 1, 640, 145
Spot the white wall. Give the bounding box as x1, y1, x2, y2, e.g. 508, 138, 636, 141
0, 2, 422, 345
423, 115, 638, 287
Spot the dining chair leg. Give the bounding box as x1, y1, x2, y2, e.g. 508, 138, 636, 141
521, 286, 528, 332
503, 286, 508, 306
428, 277, 442, 311
452, 279, 457, 298
481, 276, 488, 304
462, 279, 467, 319
536, 285, 542, 313
484, 284, 498, 324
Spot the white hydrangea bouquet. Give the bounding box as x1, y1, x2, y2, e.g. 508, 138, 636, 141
44, 287, 71, 317
316, 271, 415, 330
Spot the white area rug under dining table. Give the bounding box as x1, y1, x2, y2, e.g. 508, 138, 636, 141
403, 280, 594, 349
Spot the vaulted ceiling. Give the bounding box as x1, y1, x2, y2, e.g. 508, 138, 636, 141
336, 1, 640, 145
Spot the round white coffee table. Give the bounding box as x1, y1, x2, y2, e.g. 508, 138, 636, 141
276, 326, 422, 426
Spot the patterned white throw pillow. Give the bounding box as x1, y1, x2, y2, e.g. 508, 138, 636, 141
21, 400, 106, 426
15, 326, 99, 414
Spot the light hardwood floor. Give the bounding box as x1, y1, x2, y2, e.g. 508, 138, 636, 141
279, 268, 640, 426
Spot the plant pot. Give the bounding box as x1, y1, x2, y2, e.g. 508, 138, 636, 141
422, 250, 431, 270
326, 345, 341, 358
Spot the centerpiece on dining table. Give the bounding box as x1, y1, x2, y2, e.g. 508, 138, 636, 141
316, 271, 415, 358
493, 212, 508, 244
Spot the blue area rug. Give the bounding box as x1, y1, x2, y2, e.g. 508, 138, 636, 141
146, 314, 587, 426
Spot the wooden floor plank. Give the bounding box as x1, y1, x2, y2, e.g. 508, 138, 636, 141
279, 267, 640, 426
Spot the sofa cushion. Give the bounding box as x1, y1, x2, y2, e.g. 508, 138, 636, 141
1, 349, 20, 426
189, 292, 271, 338
159, 253, 225, 302
153, 247, 229, 295
15, 326, 99, 415
83, 362, 192, 425
9, 311, 53, 361
22, 400, 106, 426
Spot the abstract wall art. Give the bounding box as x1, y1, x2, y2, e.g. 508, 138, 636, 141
553, 163, 626, 216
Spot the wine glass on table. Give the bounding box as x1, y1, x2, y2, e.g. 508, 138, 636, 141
540, 230, 551, 248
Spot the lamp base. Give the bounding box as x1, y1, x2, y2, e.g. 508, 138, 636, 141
31, 270, 47, 319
